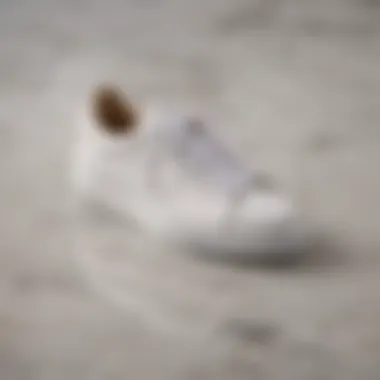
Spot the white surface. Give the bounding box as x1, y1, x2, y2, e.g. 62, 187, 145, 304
3, 1, 380, 378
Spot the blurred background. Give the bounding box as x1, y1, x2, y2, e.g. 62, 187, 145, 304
0, 0, 380, 379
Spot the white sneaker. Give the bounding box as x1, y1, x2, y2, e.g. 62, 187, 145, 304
71, 83, 313, 265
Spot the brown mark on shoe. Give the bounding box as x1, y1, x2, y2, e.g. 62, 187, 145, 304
92, 83, 140, 135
